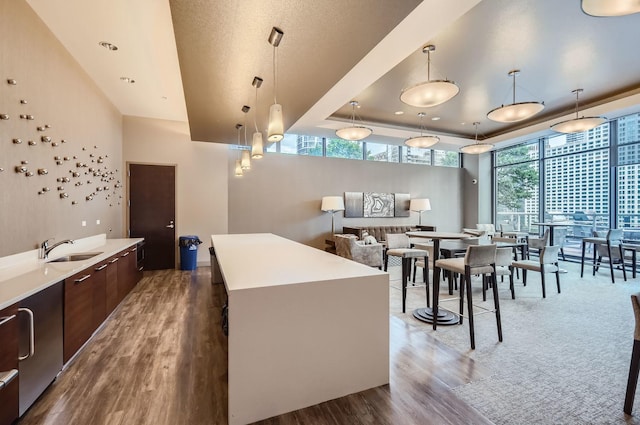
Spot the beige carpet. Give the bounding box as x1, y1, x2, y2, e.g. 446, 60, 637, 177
388, 259, 640, 424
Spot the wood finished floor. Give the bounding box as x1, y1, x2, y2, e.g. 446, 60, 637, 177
17, 267, 492, 425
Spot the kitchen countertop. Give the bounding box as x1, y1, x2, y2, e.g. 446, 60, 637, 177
0, 234, 143, 310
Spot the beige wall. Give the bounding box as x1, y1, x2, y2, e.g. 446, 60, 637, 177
228, 152, 465, 250
0, 0, 123, 257
462, 152, 493, 228
122, 116, 229, 265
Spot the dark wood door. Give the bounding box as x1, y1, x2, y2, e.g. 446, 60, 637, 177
129, 164, 176, 270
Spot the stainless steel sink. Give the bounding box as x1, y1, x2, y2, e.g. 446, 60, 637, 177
47, 252, 103, 262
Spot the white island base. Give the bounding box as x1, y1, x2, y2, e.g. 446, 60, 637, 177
211, 233, 389, 425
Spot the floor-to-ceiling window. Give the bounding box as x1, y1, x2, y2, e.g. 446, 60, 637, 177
493, 111, 640, 257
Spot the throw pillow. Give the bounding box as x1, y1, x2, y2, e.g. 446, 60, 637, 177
363, 235, 377, 245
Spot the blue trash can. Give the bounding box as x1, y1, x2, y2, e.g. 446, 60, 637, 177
179, 235, 202, 270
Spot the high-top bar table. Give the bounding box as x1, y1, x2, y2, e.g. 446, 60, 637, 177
212, 233, 389, 425
406, 231, 470, 325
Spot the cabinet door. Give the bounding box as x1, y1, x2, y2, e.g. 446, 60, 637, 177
0, 304, 19, 425
91, 261, 108, 333
105, 255, 119, 315
117, 249, 133, 303
64, 269, 94, 363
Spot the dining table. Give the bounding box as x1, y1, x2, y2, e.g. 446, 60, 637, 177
405, 231, 471, 325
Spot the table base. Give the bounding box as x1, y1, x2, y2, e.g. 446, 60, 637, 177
413, 307, 459, 326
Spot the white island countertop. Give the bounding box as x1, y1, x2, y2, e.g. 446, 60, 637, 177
0, 234, 143, 310
212, 233, 389, 425
212, 232, 385, 292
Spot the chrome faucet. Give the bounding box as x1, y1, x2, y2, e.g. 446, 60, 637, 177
40, 239, 74, 259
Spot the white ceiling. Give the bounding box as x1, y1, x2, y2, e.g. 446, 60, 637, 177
25, 0, 640, 151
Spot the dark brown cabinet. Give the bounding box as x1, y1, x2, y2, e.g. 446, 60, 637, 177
117, 248, 134, 304
63, 243, 143, 364
105, 255, 119, 315
91, 261, 108, 334
63, 269, 94, 363
0, 303, 19, 425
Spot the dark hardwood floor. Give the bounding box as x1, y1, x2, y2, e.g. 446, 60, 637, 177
17, 268, 492, 425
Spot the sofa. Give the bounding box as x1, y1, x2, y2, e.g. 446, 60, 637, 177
343, 225, 436, 243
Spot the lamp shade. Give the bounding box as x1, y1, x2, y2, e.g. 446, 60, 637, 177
321, 196, 345, 212
460, 143, 494, 154
241, 149, 251, 170
582, 0, 640, 16
268, 103, 284, 142
252, 132, 264, 158
409, 198, 431, 212
405, 135, 439, 148
335, 125, 372, 141
234, 159, 243, 177
400, 80, 460, 108
486, 101, 545, 123
550, 116, 606, 134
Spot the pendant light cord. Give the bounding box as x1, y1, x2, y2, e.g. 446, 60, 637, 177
255, 87, 259, 132
273, 45, 278, 104
574, 90, 580, 119
512, 72, 516, 104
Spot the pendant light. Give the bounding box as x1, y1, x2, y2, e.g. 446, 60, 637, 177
251, 76, 264, 159
234, 124, 243, 177
460, 122, 493, 154
487, 70, 544, 123
267, 27, 284, 142
405, 112, 439, 148
582, 0, 640, 16
335, 101, 372, 141
550, 89, 606, 134
400, 44, 459, 108
241, 106, 251, 170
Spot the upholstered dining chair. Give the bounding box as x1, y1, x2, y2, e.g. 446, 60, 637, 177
334, 234, 383, 269
495, 247, 515, 299
384, 234, 429, 313
433, 244, 502, 350
527, 229, 550, 258
581, 229, 627, 284
624, 292, 640, 415
512, 245, 561, 298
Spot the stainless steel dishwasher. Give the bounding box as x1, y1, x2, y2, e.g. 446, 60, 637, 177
18, 281, 63, 416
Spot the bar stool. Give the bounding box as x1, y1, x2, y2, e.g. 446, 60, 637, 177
384, 234, 429, 313
624, 292, 640, 415
581, 229, 626, 283
432, 244, 501, 350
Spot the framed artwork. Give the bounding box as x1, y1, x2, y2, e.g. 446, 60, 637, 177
394, 193, 410, 217
344, 192, 364, 218
364, 192, 394, 218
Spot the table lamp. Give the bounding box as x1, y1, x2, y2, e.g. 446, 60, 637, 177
409, 198, 431, 226
321, 196, 345, 234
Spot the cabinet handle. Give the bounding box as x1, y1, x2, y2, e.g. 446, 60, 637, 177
130, 247, 137, 252
138, 266, 144, 272
0, 369, 19, 390
0, 314, 16, 327
74, 274, 91, 283
18, 307, 34, 361
95, 264, 108, 271
110, 258, 119, 263
121, 252, 130, 257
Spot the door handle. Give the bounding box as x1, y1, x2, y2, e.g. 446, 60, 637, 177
18, 307, 35, 361
166, 220, 175, 229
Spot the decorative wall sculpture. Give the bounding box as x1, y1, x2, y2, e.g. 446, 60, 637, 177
344, 192, 411, 218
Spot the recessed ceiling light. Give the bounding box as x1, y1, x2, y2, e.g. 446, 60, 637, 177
161, 96, 168, 100
99, 41, 118, 51
431, 116, 441, 121
460, 122, 466, 125
394, 111, 404, 115
120, 77, 135, 84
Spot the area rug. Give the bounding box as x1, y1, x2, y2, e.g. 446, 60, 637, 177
389, 260, 640, 424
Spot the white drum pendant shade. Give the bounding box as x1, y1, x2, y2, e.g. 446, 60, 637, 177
268, 103, 283, 142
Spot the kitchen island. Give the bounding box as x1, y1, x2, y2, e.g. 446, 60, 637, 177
211, 233, 389, 425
